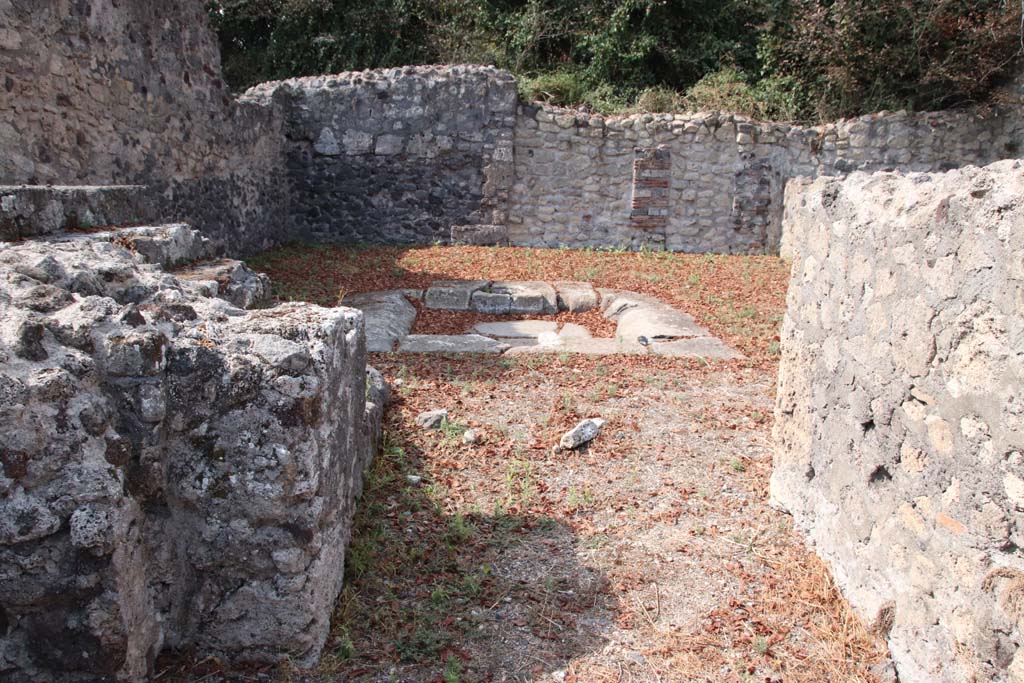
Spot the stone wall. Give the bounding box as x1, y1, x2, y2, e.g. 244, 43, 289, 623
0, 186, 149, 241
3, 0, 1021, 255
228, 64, 1021, 254
245, 66, 518, 245
0, 226, 385, 681
772, 160, 1024, 683
0, 0, 289, 254
508, 101, 1024, 253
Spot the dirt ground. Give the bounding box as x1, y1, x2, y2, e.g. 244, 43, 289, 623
162, 245, 887, 682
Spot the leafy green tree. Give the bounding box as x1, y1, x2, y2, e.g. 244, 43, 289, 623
207, 0, 439, 89
207, 0, 1022, 119
758, 0, 1024, 120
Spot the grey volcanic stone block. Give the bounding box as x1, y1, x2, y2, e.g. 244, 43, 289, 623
342, 291, 417, 352
451, 224, 509, 245
483, 281, 558, 314
0, 227, 383, 681
470, 290, 512, 314
773, 161, 1024, 683
472, 320, 558, 338
554, 281, 598, 312
425, 280, 489, 310
398, 334, 510, 354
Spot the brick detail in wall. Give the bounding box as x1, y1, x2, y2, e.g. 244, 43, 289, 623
630, 146, 670, 229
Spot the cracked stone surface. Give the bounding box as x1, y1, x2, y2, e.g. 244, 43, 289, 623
398, 334, 511, 354
424, 280, 489, 310
47, 223, 217, 268
471, 320, 559, 338
600, 289, 709, 341
0, 225, 384, 681
554, 281, 599, 312
175, 258, 273, 309
342, 290, 417, 352
382, 281, 740, 358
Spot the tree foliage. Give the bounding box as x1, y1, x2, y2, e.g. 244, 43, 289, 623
759, 0, 1024, 120
207, 0, 1023, 121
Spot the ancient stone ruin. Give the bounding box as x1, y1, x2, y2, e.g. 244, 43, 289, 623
0, 225, 386, 680
774, 161, 1024, 682
343, 281, 740, 358
1, 0, 1023, 681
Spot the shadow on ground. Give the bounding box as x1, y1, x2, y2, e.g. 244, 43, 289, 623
312, 363, 619, 683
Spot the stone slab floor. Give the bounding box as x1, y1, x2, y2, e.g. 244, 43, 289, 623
160, 245, 887, 682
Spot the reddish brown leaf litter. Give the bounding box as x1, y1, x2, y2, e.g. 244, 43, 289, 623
410, 301, 617, 338
156, 246, 885, 682
248, 244, 790, 367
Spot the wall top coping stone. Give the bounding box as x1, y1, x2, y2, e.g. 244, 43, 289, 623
238, 62, 1021, 144
243, 64, 517, 102
521, 100, 1009, 135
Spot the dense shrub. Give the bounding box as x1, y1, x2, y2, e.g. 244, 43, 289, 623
759, 0, 1024, 120
207, 0, 1023, 120
207, 0, 439, 88
683, 67, 803, 120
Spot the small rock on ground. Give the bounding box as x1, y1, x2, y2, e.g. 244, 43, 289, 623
415, 409, 448, 429
559, 418, 606, 450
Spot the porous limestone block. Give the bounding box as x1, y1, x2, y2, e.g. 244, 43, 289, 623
425, 280, 489, 310
0, 227, 384, 681
772, 160, 1024, 683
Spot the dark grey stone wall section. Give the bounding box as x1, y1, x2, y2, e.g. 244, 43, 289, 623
290, 150, 485, 244
245, 65, 519, 245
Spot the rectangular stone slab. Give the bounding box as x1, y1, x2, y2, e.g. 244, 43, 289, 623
398, 334, 510, 354
484, 281, 558, 314
470, 290, 511, 314
341, 290, 417, 352
505, 337, 648, 356
615, 306, 709, 341
472, 320, 559, 338
424, 280, 489, 310
553, 282, 598, 312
